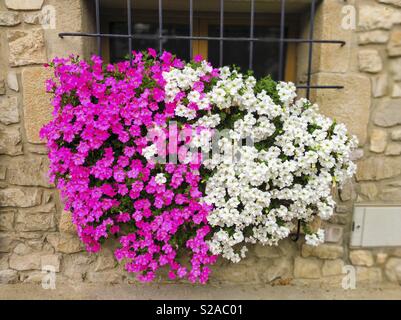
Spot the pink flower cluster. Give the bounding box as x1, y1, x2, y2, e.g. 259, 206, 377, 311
40, 50, 218, 283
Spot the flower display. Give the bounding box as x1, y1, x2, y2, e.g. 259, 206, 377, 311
41, 50, 357, 283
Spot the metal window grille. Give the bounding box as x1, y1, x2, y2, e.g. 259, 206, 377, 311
59, 0, 345, 99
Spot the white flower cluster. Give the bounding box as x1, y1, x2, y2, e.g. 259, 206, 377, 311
162, 62, 357, 263
201, 70, 356, 263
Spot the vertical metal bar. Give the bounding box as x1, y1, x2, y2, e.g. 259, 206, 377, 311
306, 0, 316, 100
189, 0, 193, 60
158, 0, 163, 52
127, 0, 133, 65
249, 0, 255, 70
278, 0, 286, 81
219, 0, 224, 67
95, 0, 101, 56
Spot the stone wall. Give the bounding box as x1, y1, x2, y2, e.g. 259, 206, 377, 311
0, 0, 400, 288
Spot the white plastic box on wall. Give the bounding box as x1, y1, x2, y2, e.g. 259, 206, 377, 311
351, 203, 401, 247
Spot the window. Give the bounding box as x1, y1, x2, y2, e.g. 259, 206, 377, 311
59, 0, 345, 99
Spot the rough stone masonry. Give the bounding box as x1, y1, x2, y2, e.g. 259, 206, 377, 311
0, 0, 401, 289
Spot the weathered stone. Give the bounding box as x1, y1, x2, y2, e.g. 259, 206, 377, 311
358, 30, 389, 45
7, 28, 46, 67
391, 128, 401, 141
350, 250, 374, 267
385, 258, 401, 283
0, 126, 22, 155
302, 244, 344, 260
41, 254, 60, 272
0, 166, 6, 180
322, 259, 344, 277
392, 83, 401, 98
22, 67, 53, 144
47, 233, 83, 254
211, 260, 259, 283
94, 249, 116, 272
253, 245, 282, 259
294, 257, 321, 279
376, 253, 389, 265
15, 206, 55, 232
356, 156, 401, 181
392, 248, 401, 257
62, 253, 98, 281
359, 183, 378, 200
9, 253, 41, 271
379, 188, 401, 201
329, 213, 349, 225
13, 243, 32, 255
385, 142, 401, 155
23, 12, 44, 25
390, 58, 401, 80
388, 28, 401, 57
358, 50, 382, 73
0, 254, 9, 270
371, 74, 388, 98
6, 72, 18, 92
311, 73, 371, 145
86, 271, 123, 284
356, 267, 383, 286
262, 258, 292, 283
7, 157, 51, 187
324, 226, 343, 243
0, 79, 5, 95
0, 210, 15, 231
5, 0, 44, 10
0, 269, 18, 284
0, 11, 20, 26
0, 234, 13, 253
59, 210, 76, 234
0, 96, 19, 125
358, 5, 401, 30
379, 0, 401, 8
0, 188, 42, 208
351, 148, 364, 161
339, 180, 354, 201
369, 129, 388, 153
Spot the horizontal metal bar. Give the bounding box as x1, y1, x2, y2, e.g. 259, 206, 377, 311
58, 32, 346, 45
296, 85, 344, 89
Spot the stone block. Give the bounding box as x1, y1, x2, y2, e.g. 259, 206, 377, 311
369, 129, 388, 153
322, 259, 344, 277
9, 253, 41, 271
0, 126, 22, 155
0, 96, 19, 125
358, 50, 382, 73
356, 156, 401, 181
0, 269, 18, 284
7, 28, 46, 66
0, 11, 20, 26
5, 0, 44, 11
46, 233, 83, 254
311, 73, 371, 145
358, 30, 389, 45
0, 210, 15, 231
350, 250, 374, 267
22, 67, 53, 143
388, 28, 401, 56
371, 74, 388, 98
385, 142, 401, 156
7, 157, 51, 187
0, 188, 42, 208
7, 72, 19, 92
294, 257, 321, 279
358, 5, 401, 30
302, 244, 344, 260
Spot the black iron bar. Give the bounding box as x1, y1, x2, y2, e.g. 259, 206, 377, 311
95, 0, 101, 56
278, 0, 286, 81
219, 0, 224, 67
290, 220, 301, 242
158, 0, 163, 52
306, 0, 316, 100
127, 0, 132, 65
249, 0, 255, 69
59, 32, 345, 45
189, 0, 193, 59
